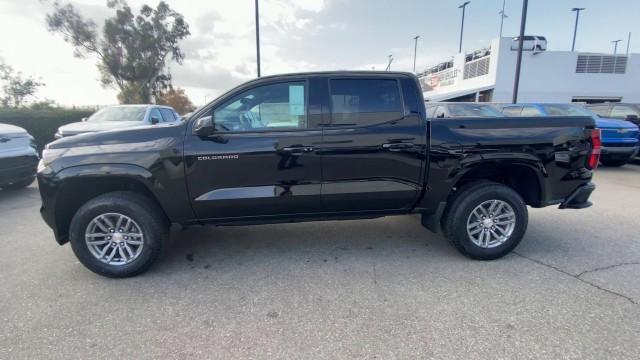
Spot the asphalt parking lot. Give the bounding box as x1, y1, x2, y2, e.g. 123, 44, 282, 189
1, 166, 639, 359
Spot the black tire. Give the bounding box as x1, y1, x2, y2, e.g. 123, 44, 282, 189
443, 181, 528, 260
600, 159, 628, 167
69, 191, 168, 278
3, 177, 34, 190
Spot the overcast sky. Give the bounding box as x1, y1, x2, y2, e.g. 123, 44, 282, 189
0, 0, 638, 107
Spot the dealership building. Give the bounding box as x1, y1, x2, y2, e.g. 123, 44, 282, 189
418, 37, 640, 103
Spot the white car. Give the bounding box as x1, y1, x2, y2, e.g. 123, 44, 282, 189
55, 105, 181, 139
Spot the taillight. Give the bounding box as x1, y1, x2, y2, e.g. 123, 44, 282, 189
587, 128, 601, 170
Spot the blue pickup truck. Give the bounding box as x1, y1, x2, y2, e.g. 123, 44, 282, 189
498, 103, 639, 167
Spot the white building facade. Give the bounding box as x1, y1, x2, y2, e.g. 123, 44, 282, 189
419, 37, 640, 103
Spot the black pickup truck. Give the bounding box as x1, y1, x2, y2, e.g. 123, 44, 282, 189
38, 71, 599, 277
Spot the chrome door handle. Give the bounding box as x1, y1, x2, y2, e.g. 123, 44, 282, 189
282, 146, 314, 153
382, 143, 413, 150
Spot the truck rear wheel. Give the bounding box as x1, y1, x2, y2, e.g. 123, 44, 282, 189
68, 191, 168, 278
443, 182, 528, 260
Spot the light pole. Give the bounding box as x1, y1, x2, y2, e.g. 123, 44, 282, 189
512, 0, 528, 104
458, 1, 470, 53
571, 7, 585, 52
412, 35, 420, 73
255, 0, 261, 77
499, 0, 507, 37
612, 39, 622, 55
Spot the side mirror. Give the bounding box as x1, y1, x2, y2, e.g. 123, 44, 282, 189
625, 114, 639, 122
150, 116, 160, 125
193, 116, 215, 136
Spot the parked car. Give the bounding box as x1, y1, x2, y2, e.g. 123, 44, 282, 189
425, 102, 504, 118
510, 35, 547, 52
55, 105, 181, 139
38, 71, 598, 277
585, 103, 640, 126
0, 123, 39, 190
497, 103, 639, 167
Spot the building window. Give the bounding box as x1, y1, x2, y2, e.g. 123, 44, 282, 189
464, 56, 491, 79
576, 55, 627, 74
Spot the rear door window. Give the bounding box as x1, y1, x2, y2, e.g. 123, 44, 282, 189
149, 108, 163, 123
520, 106, 544, 116
159, 108, 177, 122
501, 106, 522, 116
587, 104, 610, 117
426, 105, 436, 118
611, 105, 640, 118
329, 79, 402, 126
434, 105, 446, 118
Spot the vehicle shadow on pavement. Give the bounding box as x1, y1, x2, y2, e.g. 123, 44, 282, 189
152, 215, 460, 275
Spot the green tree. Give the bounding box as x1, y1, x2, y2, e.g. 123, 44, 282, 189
46, 0, 190, 104
0, 63, 45, 108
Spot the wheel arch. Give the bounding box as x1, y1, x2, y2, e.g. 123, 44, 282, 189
52, 164, 169, 244
451, 160, 545, 207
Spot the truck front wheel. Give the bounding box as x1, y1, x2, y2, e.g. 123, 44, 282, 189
443, 182, 528, 260
68, 191, 168, 278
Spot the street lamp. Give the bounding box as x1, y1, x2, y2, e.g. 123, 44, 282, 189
571, 7, 585, 52
499, 0, 508, 37
412, 35, 420, 73
612, 39, 622, 56
512, 0, 528, 104
458, 1, 470, 53
255, 0, 261, 77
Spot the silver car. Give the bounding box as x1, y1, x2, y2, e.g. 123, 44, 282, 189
0, 123, 39, 189
55, 105, 181, 139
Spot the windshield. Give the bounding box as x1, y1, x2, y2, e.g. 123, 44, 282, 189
539, 104, 593, 117
88, 107, 147, 122
448, 104, 504, 117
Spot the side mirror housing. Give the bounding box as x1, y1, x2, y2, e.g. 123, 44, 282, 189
625, 114, 639, 122
193, 116, 215, 136
150, 116, 160, 125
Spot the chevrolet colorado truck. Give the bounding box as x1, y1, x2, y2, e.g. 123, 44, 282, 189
38, 71, 599, 277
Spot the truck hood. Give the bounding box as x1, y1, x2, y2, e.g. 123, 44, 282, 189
48, 121, 186, 149
596, 117, 638, 130
58, 120, 146, 135
0, 123, 29, 137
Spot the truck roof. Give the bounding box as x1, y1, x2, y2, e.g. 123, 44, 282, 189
248, 70, 418, 81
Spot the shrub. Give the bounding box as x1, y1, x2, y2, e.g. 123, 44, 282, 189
0, 108, 94, 150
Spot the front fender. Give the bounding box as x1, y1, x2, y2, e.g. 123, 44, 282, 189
38, 163, 195, 244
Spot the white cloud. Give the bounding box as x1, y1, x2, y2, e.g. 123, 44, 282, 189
0, 0, 330, 106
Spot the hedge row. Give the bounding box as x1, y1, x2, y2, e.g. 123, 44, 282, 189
0, 108, 94, 150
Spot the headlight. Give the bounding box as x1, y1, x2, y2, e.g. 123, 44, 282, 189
40, 147, 69, 168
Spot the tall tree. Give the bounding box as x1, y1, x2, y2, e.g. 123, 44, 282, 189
0, 63, 44, 108
157, 87, 195, 115
46, 0, 190, 104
